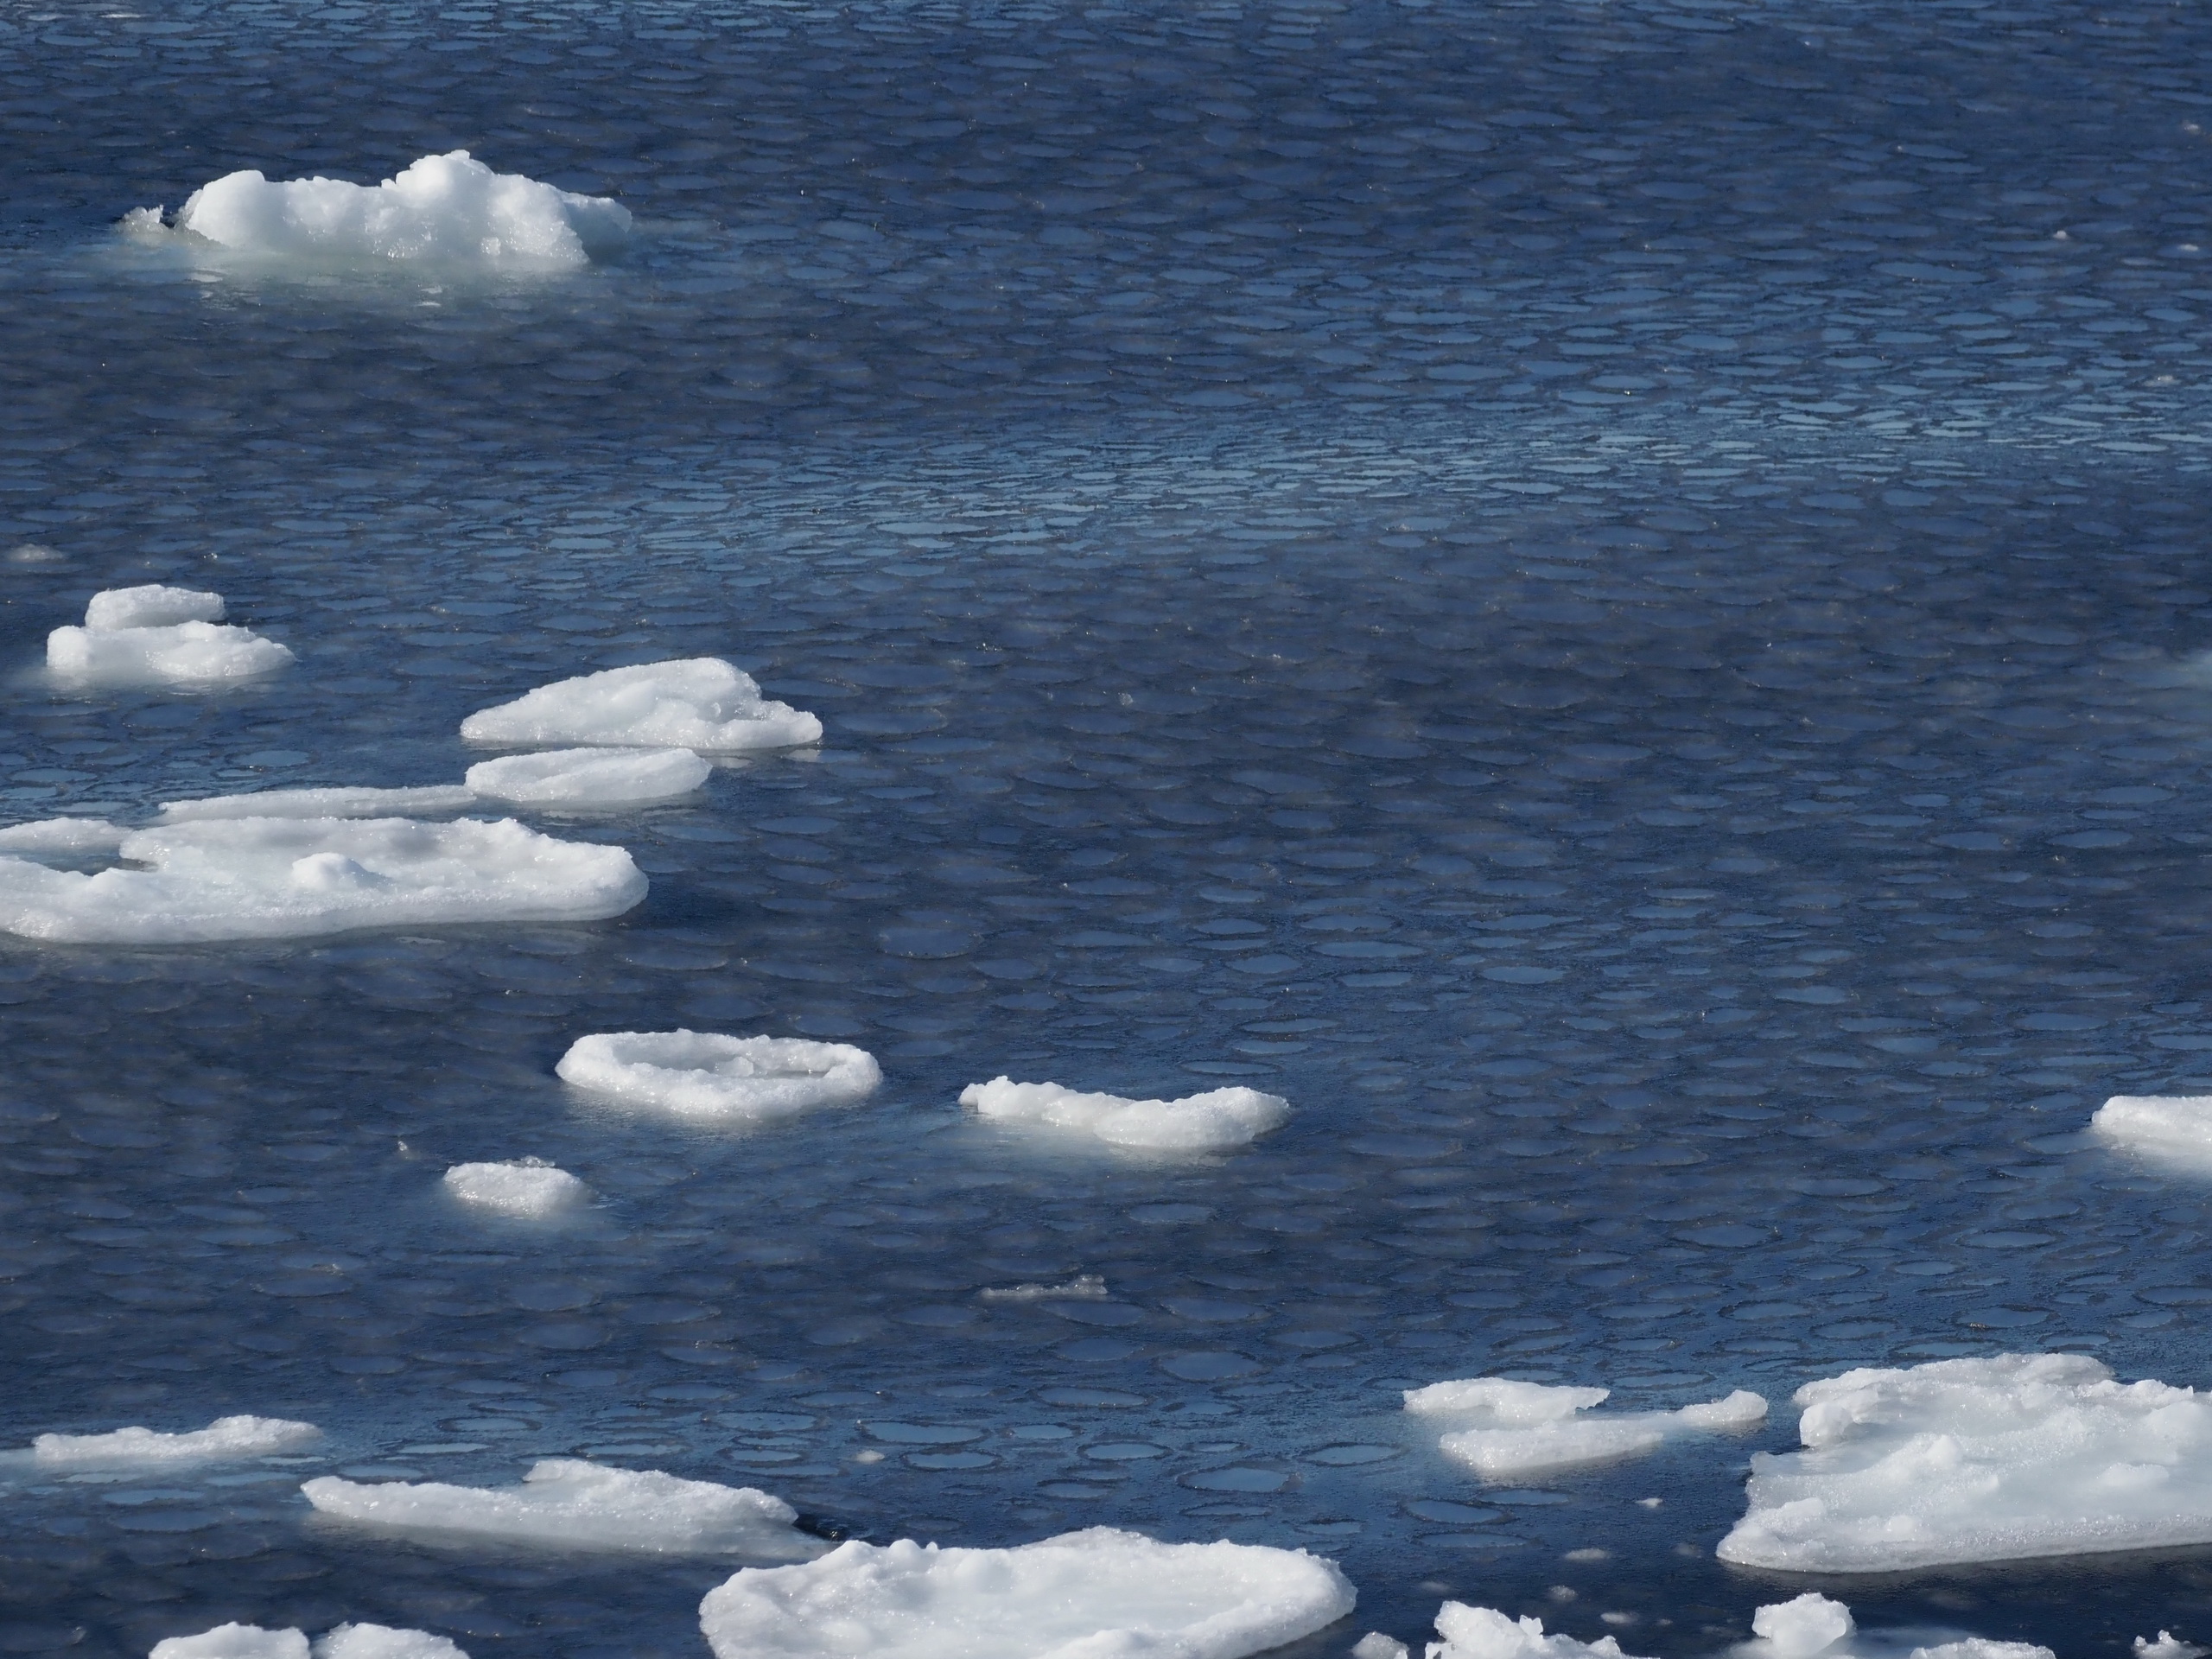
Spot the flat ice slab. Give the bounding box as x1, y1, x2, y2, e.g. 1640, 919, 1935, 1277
961, 1076, 1291, 1150
166, 150, 630, 268
556, 1031, 880, 1121
21, 1414, 320, 1468
0, 817, 129, 855
0, 816, 645, 943
1719, 1352, 2212, 1571
302, 1459, 814, 1557
697, 1527, 1356, 1659
1415, 1604, 1643, 1659
159, 785, 476, 823
2094, 1096, 2212, 1163
317, 1628, 467, 1659
48, 585, 292, 684
461, 659, 821, 753
1404, 1377, 1764, 1477
85, 584, 225, 630
150, 1627, 466, 1659
443, 1159, 588, 1217
466, 747, 709, 807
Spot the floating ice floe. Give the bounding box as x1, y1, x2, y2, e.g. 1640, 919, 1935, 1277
442, 1159, 588, 1217
143, 150, 630, 269
0, 816, 645, 943
48, 585, 292, 685
1404, 1377, 1765, 1478
556, 1031, 880, 1122
1420, 1604, 1645, 1659
0, 817, 129, 855
461, 658, 820, 753
1752, 1595, 1855, 1658
696, 1528, 1355, 1659
18, 1414, 321, 1468
317, 1627, 468, 1659
465, 747, 710, 807
302, 1459, 814, 1557
1352, 1636, 1409, 1659
960, 1077, 1291, 1151
1908, 1645, 2052, 1659
159, 785, 476, 823
2137, 1637, 2206, 1659
979, 1273, 1108, 1302
1718, 1352, 2212, 1571
150, 1626, 467, 1659
2093, 1095, 2212, 1164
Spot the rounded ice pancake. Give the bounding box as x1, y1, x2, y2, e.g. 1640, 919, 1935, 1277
1752, 1595, 1855, 1659
1403, 1376, 1765, 1478
556, 1030, 880, 1121
47, 619, 293, 684
461, 659, 821, 753
20, 1414, 321, 1468
959, 1076, 1290, 1150
2093, 1094, 2212, 1165
1423, 1605, 1649, 1659
317, 1627, 469, 1659
442, 1159, 589, 1217
465, 746, 710, 807
159, 785, 477, 823
696, 1527, 1356, 1659
151, 1626, 309, 1659
0, 817, 129, 855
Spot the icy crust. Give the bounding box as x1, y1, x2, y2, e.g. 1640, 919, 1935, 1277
85, 584, 225, 629
0, 816, 645, 943
2093, 1096, 2212, 1162
0, 817, 129, 854
169, 150, 630, 268
960, 1077, 1291, 1151
556, 1031, 880, 1121
1406, 1378, 1764, 1477
461, 659, 821, 753
160, 785, 476, 823
25, 1414, 320, 1467
465, 747, 710, 807
1424, 1605, 1644, 1659
442, 1159, 588, 1217
697, 1527, 1356, 1659
150, 1627, 467, 1659
1718, 1353, 2212, 1572
302, 1459, 813, 1557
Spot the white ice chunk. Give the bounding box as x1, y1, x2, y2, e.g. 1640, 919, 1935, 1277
2094, 1096, 2212, 1163
461, 659, 820, 753
1718, 1352, 2212, 1571
466, 747, 709, 807
151, 1627, 308, 1659
0, 816, 645, 943
172, 150, 630, 268
2136, 1636, 2206, 1659
1406, 1377, 1764, 1478
960, 1076, 1291, 1151
84, 584, 225, 629
556, 1030, 880, 1122
442, 1159, 588, 1217
1425, 1605, 1645, 1659
979, 1274, 1107, 1302
302, 1459, 812, 1557
48, 620, 293, 684
1752, 1595, 1855, 1658
697, 1527, 1356, 1659
27, 1414, 321, 1467
315, 1625, 468, 1659
1355, 1637, 1412, 1659
1908, 1644, 2052, 1659
159, 785, 476, 824
0, 817, 128, 854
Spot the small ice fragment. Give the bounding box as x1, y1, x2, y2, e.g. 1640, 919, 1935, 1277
697, 1528, 1357, 1659
172, 151, 630, 268
2136, 1636, 2206, 1659
1355, 1636, 1412, 1659
442, 1159, 588, 1217
0, 816, 645, 943
315, 1624, 468, 1659
2093, 1096, 2212, 1161
465, 747, 710, 807
48, 619, 294, 684
159, 785, 476, 823
85, 584, 225, 629
0, 817, 128, 855
1908, 1644, 2053, 1659
1405, 1381, 1609, 1424
1405, 1379, 1764, 1478
556, 1031, 880, 1122
1425, 1604, 1647, 1659
301, 1459, 813, 1557
461, 659, 820, 753
960, 1076, 1291, 1150
151, 1627, 308, 1659
29, 1414, 321, 1467
1752, 1594, 1854, 1657
980, 1274, 1108, 1302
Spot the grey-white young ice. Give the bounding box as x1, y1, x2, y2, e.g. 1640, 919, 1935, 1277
556, 1031, 880, 1121
14, 1414, 320, 1468
1403, 1376, 1764, 1478
465, 747, 710, 807
461, 659, 820, 753
150, 1624, 468, 1659
442, 1160, 589, 1217
960, 1077, 1291, 1151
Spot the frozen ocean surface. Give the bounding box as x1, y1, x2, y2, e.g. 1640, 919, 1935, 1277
6, 0, 2212, 1651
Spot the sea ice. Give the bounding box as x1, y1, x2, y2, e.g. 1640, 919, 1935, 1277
159, 785, 476, 823
1718, 1353, 2212, 1570
2092, 1095, 2212, 1162
165, 150, 630, 268
960, 1077, 1291, 1151
1403, 1377, 1766, 1477
0, 817, 128, 854
1423, 1605, 1645, 1659
1752, 1596, 1855, 1658
556, 1031, 880, 1121
317, 1625, 469, 1659
461, 658, 820, 753
442, 1159, 589, 1217
23, 1414, 321, 1467
48, 585, 292, 684
1353, 1637, 1411, 1659
1908, 1645, 2052, 1659
696, 1527, 1356, 1659
978, 1274, 1108, 1302
0, 816, 645, 943
2136, 1637, 2205, 1659
84, 584, 225, 629
465, 747, 710, 807
302, 1459, 812, 1556
151, 1626, 309, 1659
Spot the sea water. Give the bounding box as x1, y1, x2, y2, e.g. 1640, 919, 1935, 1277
3, 0, 2212, 1651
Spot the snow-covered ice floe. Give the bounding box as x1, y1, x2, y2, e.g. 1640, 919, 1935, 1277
442, 1159, 588, 1217
302, 1459, 815, 1557
315, 1627, 468, 1659
0, 817, 129, 855
48, 585, 292, 685
1751, 1595, 1856, 1658
17, 1414, 320, 1468
1413, 1604, 1645, 1659
159, 785, 476, 823
1719, 1352, 2212, 1571
465, 747, 709, 807
137, 150, 630, 269
150, 1625, 467, 1659
556, 1031, 880, 1122
2093, 1095, 2212, 1164
461, 659, 820, 753
0, 816, 645, 943
1404, 1377, 1765, 1478
696, 1527, 1355, 1659
960, 1077, 1291, 1151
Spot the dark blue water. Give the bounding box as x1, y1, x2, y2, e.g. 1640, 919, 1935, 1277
5, 0, 2212, 1653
